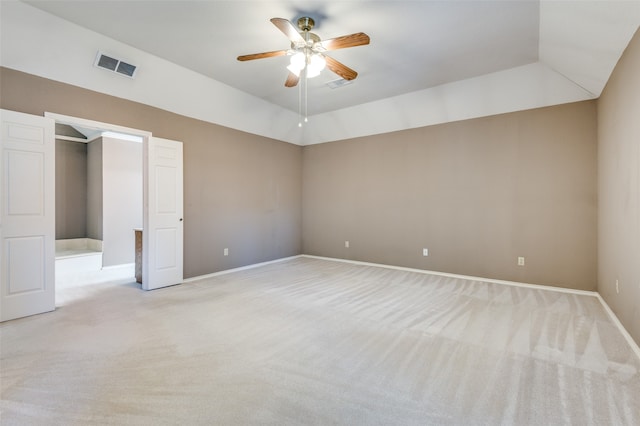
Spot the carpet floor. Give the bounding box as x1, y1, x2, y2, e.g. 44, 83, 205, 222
1, 256, 639, 425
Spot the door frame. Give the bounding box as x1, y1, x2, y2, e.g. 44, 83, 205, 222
46, 113, 152, 143
45, 112, 182, 291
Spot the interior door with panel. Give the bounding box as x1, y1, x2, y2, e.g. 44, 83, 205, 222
143, 137, 184, 290
0, 109, 55, 321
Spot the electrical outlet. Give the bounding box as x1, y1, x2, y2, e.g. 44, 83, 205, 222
422, 248, 429, 256
517, 257, 525, 266
224, 248, 229, 256
616, 279, 619, 294
345, 241, 349, 248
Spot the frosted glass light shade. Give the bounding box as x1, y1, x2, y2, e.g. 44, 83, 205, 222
310, 54, 326, 71
287, 64, 301, 76
289, 52, 305, 69
306, 54, 326, 78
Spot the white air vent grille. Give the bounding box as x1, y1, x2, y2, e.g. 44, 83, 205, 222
94, 51, 137, 78
326, 78, 353, 89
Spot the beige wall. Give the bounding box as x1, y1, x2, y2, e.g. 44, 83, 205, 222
0, 67, 303, 278
55, 139, 87, 239
0, 66, 614, 299
598, 28, 640, 345
303, 102, 598, 290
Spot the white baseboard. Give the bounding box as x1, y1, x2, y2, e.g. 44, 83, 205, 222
301, 255, 598, 296
595, 293, 640, 361
184, 253, 597, 296
182, 255, 302, 283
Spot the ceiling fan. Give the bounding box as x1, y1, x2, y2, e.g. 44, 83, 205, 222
237, 17, 370, 88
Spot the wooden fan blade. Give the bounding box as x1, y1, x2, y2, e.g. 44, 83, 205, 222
325, 55, 358, 80
270, 18, 305, 44
237, 50, 288, 61
319, 32, 370, 51
285, 72, 300, 87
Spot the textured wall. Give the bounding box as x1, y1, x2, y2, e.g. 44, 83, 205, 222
55, 139, 87, 239
598, 28, 640, 345
0, 67, 302, 278
303, 102, 598, 290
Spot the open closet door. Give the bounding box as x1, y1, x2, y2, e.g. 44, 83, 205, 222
143, 137, 183, 290
0, 109, 55, 321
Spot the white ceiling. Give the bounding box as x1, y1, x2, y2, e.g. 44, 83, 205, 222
3, 1, 640, 145
21, 0, 541, 116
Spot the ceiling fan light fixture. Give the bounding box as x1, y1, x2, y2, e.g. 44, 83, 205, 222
238, 16, 370, 125
306, 66, 321, 79
287, 63, 302, 76
289, 52, 305, 69
310, 54, 326, 71
305, 54, 326, 79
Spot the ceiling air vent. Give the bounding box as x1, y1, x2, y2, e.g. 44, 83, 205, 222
94, 51, 137, 78
326, 78, 353, 89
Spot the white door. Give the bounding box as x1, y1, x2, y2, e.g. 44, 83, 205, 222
143, 137, 183, 290
0, 110, 55, 321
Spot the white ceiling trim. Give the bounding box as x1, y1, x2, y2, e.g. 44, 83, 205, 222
1, 1, 639, 146
301, 61, 594, 145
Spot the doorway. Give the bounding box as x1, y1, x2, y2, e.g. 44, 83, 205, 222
54, 122, 145, 298
48, 113, 148, 302
1, 110, 184, 321
47, 112, 185, 292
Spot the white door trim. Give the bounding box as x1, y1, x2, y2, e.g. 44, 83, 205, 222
44, 113, 183, 290
44, 112, 152, 140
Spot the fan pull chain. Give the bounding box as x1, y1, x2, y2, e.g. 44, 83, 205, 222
298, 72, 302, 127
304, 70, 309, 124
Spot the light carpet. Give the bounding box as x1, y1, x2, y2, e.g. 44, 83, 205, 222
1, 257, 639, 425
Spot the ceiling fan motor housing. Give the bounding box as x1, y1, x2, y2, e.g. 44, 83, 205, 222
297, 17, 315, 31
